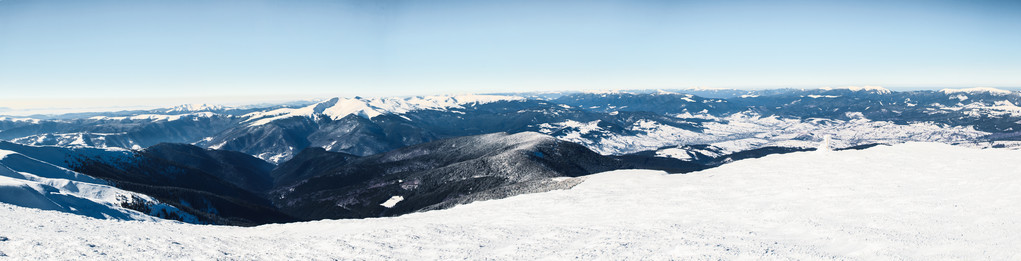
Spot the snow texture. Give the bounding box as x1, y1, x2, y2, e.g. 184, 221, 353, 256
818, 85, 892, 94
940, 87, 1014, 95
0, 149, 192, 222
541, 111, 989, 157
243, 95, 525, 126
0, 143, 1018, 259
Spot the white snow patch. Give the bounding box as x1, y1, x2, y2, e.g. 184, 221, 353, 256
380, 196, 404, 208
208, 141, 228, 150
654, 148, 692, 160
0, 150, 15, 160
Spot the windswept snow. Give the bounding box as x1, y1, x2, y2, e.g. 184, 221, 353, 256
0, 143, 1019, 259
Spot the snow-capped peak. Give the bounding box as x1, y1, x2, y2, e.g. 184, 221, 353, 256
818, 86, 891, 94
939, 87, 1013, 95
243, 94, 525, 126
166, 104, 226, 113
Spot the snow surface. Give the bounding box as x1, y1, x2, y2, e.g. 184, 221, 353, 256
818, 85, 892, 94
165, 104, 227, 113
243, 95, 525, 126
940, 87, 1013, 95
11, 132, 132, 149
0, 149, 192, 222
88, 112, 217, 122
932, 100, 1021, 117
541, 111, 990, 156
1, 143, 1019, 259
654, 147, 692, 160
379, 196, 404, 208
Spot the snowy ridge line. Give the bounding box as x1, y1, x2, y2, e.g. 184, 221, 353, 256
86, 111, 219, 122
0, 148, 197, 223
165, 104, 228, 113
242, 94, 526, 126
940, 87, 1014, 95
817, 85, 891, 94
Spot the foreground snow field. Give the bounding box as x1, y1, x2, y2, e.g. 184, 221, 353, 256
1, 142, 1019, 260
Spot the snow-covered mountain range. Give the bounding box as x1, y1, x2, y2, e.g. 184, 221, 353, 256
3, 87, 1019, 163
2, 87, 1020, 225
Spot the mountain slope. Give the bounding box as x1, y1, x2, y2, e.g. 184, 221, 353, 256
1, 143, 1018, 260
271, 132, 626, 220
0, 148, 194, 222
270, 147, 359, 187
143, 143, 275, 193
67, 144, 293, 226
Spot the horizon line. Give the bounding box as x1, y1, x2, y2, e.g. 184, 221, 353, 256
2, 85, 1020, 117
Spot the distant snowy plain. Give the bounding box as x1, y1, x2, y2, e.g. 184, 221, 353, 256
1, 142, 1019, 260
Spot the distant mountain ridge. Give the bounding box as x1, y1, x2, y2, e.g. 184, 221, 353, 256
2, 94, 1009, 223
2, 88, 1019, 165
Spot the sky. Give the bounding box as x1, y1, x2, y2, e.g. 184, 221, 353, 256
0, 0, 1019, 112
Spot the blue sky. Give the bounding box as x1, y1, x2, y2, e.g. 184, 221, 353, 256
0, 0, 1019, 110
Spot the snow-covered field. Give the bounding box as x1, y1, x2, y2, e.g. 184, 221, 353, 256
539, 112, 992, 156
1, 142, 1019, 260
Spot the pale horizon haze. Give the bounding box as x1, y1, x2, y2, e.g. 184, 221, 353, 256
1, 0, 1019, 113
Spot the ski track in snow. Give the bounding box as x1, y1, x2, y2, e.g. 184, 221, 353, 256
1, 142, 1020, 260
